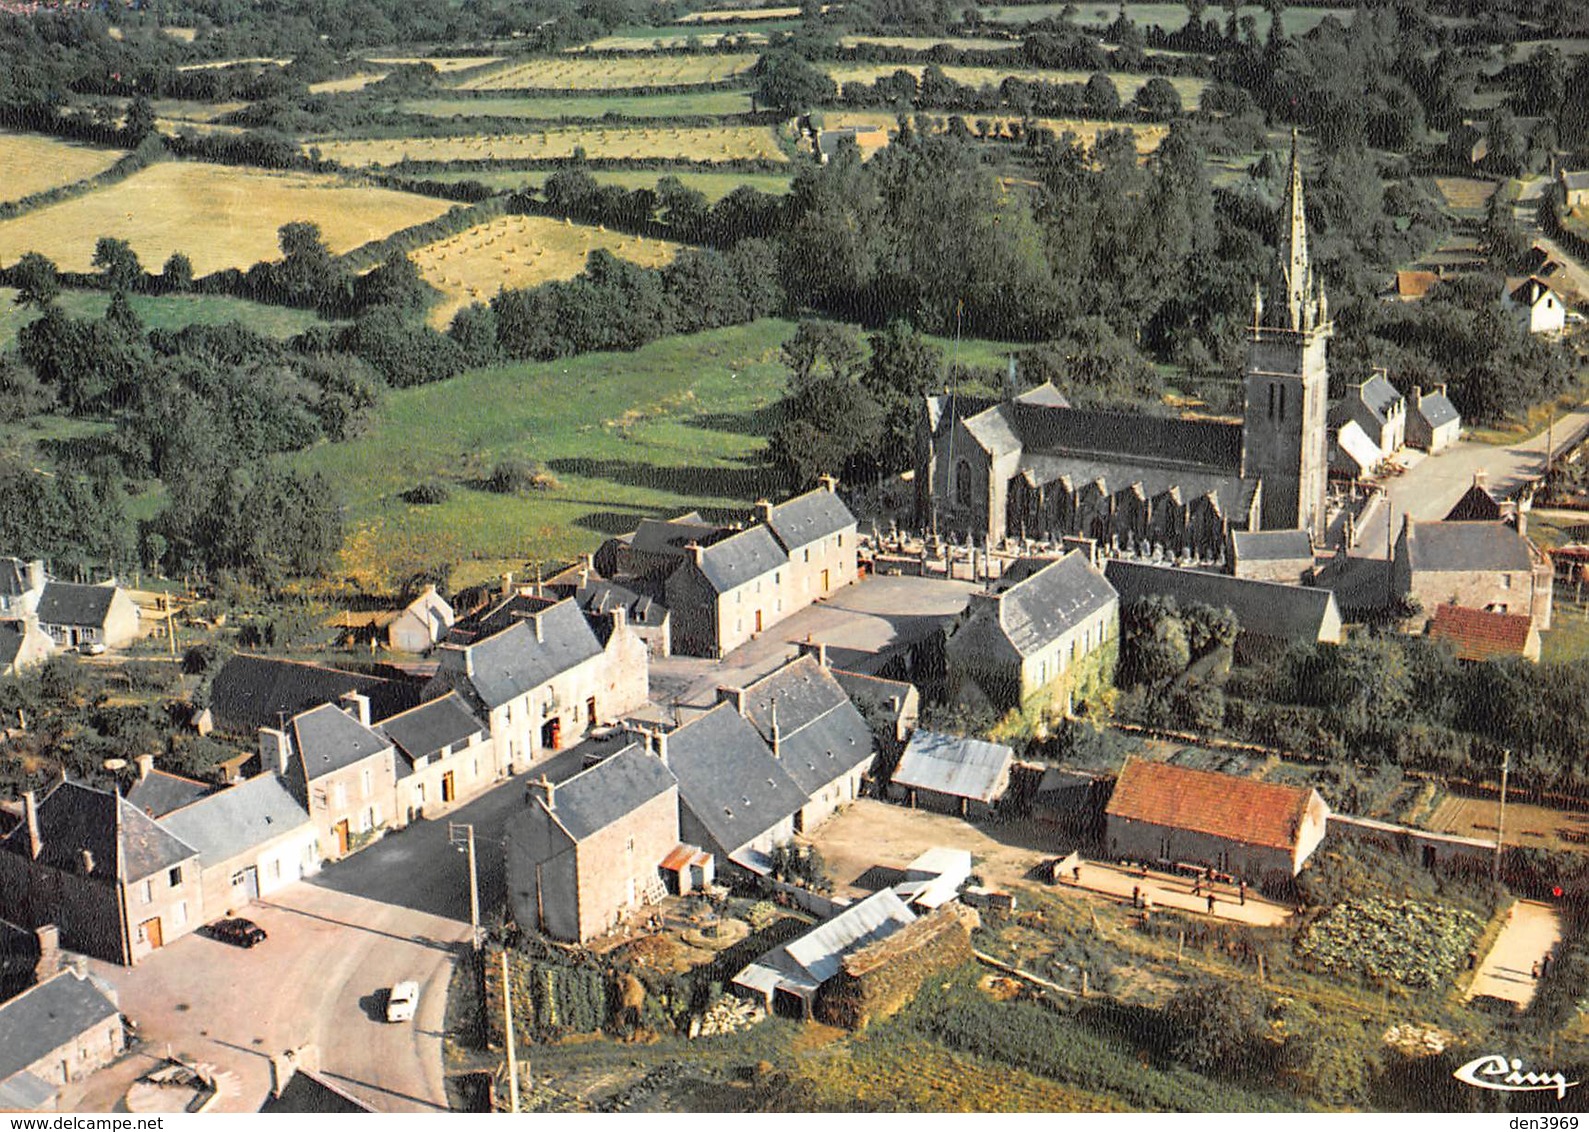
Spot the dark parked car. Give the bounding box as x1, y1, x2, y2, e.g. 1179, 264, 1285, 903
209, 918, 267, 948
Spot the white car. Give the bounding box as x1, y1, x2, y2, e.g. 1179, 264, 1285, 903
386, 980, 420, 1023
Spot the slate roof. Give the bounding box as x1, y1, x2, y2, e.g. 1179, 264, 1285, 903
1444, 482, 1504, 522
692, 525, 788, 593
0, 559, 34, 599
208, 655, 422, 734
1413, 389, 1460, 429
260, 1069, 374, 1114
1402, 519, 1534, 574
1428, 603, 1537, 661
666, 703, 808, 856
1356, 374, 1403, 422
969, 552, 1117, 659
739, 656, 874, 794
159, 774, 310, 865
539, 743, 676, 843
763, 488, 856, 553
1106, 758, 1318, 852
0, 780, 196, 882
33, 582, 117, 629
453, 592, 556, 640
127, 770, 215, 818
0, 970, 120, 1085
892, 731, 1013, 803
1104, 560, 1341, 644
1563, 170, 1589, 191
630, 515, 723, 557
0, 625, 24, 671
439, 599, 603, 710
575, 579, 667, 628
1230, 529, 1314, 563
1509, 275, 1560, 306
291, 703, 392, 782
1010, 401, 1245, 473
377, 692, 483, 767
733, 888, 916, 997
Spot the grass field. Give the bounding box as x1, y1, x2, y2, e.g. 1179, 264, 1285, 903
401, 90, 754, 121
174, 56, 288, 70
310, 125, 787, 166
0, 162, 452, 275
0, 132, 127, 202
978, 2, 1345, 35
0, 286, 327, 348
1434, 176, 1499, 216
148, 99, 250, 123
838, 34, 1023, 50
679, 4, 822, 20
367, 55, 504, 72
423, 167, 792, 199
308, 72, 390, 94
453, 54, 757, 91
292, 319, 796, 591
826, 110, 1169, 153
409, 214, 683, 326
823, 63, 1207, 103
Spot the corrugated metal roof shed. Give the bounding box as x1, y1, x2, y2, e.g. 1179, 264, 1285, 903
892, 731, 1013, 803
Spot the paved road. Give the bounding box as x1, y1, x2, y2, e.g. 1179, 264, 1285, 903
1467, 899, 1562, 1007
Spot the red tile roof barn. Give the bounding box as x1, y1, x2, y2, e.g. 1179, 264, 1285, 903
1428, 603, 1535, 661
1105, 760, 1314, 851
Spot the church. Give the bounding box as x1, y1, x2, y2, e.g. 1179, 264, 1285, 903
915, 132, 1332, 559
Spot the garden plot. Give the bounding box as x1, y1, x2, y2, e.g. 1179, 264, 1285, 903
0, 161, 451, 275
310, 125, 787, 167
838, 34, 1023, 50
577, 32, 770, 50
453, 54, 757, 91
1296, 898, 1483, 988
0, 131, 126, 202
407, 213, 683, 326
401, 90, 753, 120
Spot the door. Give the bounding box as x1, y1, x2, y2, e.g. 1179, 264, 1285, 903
586, 696, 597, 726
821, 568, 830, 592
542, 718, 561, 750
140, 917, 163, 950
334, 819, 350, 856
243, 866, 260, 902
442, 771, 456, 803
754, 609, 763, 634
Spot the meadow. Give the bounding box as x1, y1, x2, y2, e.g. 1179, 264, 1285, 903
977, 2, 1347, 36
400, 90, 754, 121
826, 110, 1170, 153
0, 161, 452, 275
147, 99, 250, 123
422, 167, 793, 199
678, 4, 820, 21
453, 54, 758, 91
0, 287, 327, 348
309, 125, 788, 167
823, 63, 1208, 103
292, 319, 795, 591
0, 132, 127, 202
307, 72, 390, 94
409, 214, 683, 326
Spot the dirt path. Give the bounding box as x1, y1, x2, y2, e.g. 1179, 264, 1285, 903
1467, 899, 1562, 1007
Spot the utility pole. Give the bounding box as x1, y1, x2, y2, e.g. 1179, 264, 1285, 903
1494, 748, 1511, 888
501, 949, 521, 1113
449, 823, 481, 951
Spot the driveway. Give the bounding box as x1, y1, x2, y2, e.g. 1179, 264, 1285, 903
1467, 899, 1562, 1007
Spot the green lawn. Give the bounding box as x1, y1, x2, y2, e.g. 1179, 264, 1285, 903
401, 90, 755, 120
0, 288, 327, 349
292, 319, 798, 591
421, 167, 793, 200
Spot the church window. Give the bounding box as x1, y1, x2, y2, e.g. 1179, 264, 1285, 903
955, 460, 973, 506
1268, 385, 1276, 420
1279, 385, 1287, 419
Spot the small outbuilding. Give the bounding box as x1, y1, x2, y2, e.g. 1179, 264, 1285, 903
1407, 385, 1461, 453
1427, 602, 1541, 663
0, 968, 124, 1111
888, 730, 1014, 819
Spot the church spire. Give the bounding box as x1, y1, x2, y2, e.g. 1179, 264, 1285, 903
1261, 128, 1326, 335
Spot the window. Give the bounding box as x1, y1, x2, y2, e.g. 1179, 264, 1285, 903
1501, 575, 1513, 590
774, 572, 781, 585
804, 549, 810, 563
362, 768, 373, 798
837, 534, 844, 548
268, 859, 281, 881
626, 836, 635, 852
954, 459, 973, 506
230, 870, 246, 887
173, 901, 188, 927
1268, 384, 1276, 419
140, 879, 153, 905
1278, 384, 1287, 419
135, 922, 147, 943
168, 866, 182, 887
334, 783, 348, 809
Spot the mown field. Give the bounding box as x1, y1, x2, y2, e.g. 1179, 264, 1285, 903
400, 90, 754, 120
0, 131, 127, 202
147, 98, 250, 123
826, 111, 1170, 153
422, 167, 792, 199
977, 2, 1346, 36
310, 124, 787, 166
307, 72, 390, 94
293, 319, 794, 590
0, 286, 327, 347
454, 54, 757, 91
0, 161, 452, 274
409, 214, 683, 326
823, 63, 1207, 103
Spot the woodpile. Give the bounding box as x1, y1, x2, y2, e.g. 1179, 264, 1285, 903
693, 994, 766, 1037
814, 903, 980, 1030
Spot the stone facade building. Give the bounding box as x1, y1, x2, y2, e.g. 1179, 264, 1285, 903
33, 582, 140, 651
0, 969, 125, 1111
1393, 517, 1553, 630
1406, 385, 1461, 453
379, 692, 497, 823
267, 695, 400, 861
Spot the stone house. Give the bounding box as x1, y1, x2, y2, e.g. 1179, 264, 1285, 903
1506, 276, 1567, 335
387, 585, 454, 654
816, 125, 890, 163
1105, 759, 1330, 879
1227, 529, 1316, 584
573, 578, 670, 657
831, 668, 920, 774
0, 616, 52, 677
759, 478, 859, 605
1406, 385, 1461, 453
427, 597, 648, 773
1393, 516, 1553, 630
944, 550, 1119, 714
0, 968, 124, 1112
378, 692, 496, 823
265, 695, 399, 861
1331, 419, 1382, 480
665, 524, 793, 658
503, 744, 681, 943
0, 780, 200, 965
33, 582, 140, 651
158, 773, 320, 917
889, 731, 1014, 819
1559, 168, 1589, 210
1330, 372, 1405, 456
1427, 602, 1542, 663
719, 652, 876, 834
126, 760, 214, 817
206, 655, 423, 738
646, 703, 808, 868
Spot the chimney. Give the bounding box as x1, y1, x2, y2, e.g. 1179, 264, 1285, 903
1060, 536, 1100, 567
685, 542, 704, 568
652, 726, 669, 767
26, 559, 44, 592
339, 691, 371, 728
500, 572, 513, 597
135, 753, 153, 781
1412, 384, 1422, 407
34, 924, 59, 975
259, 727, 291, 776
609, 605, 626, 634
769, 700, 781, 758
528, 775, 555, 812
79, 848, 95, 874
796, 637, 829, 667
1473, 470, 1487, 488
23, 789, 41, 860
888, 694, 902, 713
717, 686, 747, 715
754, 498, 774, 526
531, 612, 544, 643
818, 474, 839, 495
583, 552, 595, 574
1005, 353, 1018, 401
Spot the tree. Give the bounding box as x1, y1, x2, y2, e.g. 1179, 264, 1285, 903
161, 252, 194, 293
10, 252, 60, 309
1133, 76, 1182, 120
756, 50, 837, 117
92, 237, 143, 292
1164, 979, 1269, 1074
866, 320, 944, 473
1082, 72, 1121, 118
124, 95, 157, 145
353, 252, 431, 313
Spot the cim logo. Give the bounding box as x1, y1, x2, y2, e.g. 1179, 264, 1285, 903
1453, 1055, 1580, 1100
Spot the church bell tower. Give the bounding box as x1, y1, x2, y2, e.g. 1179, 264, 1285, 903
1241, 129, 1331, 543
